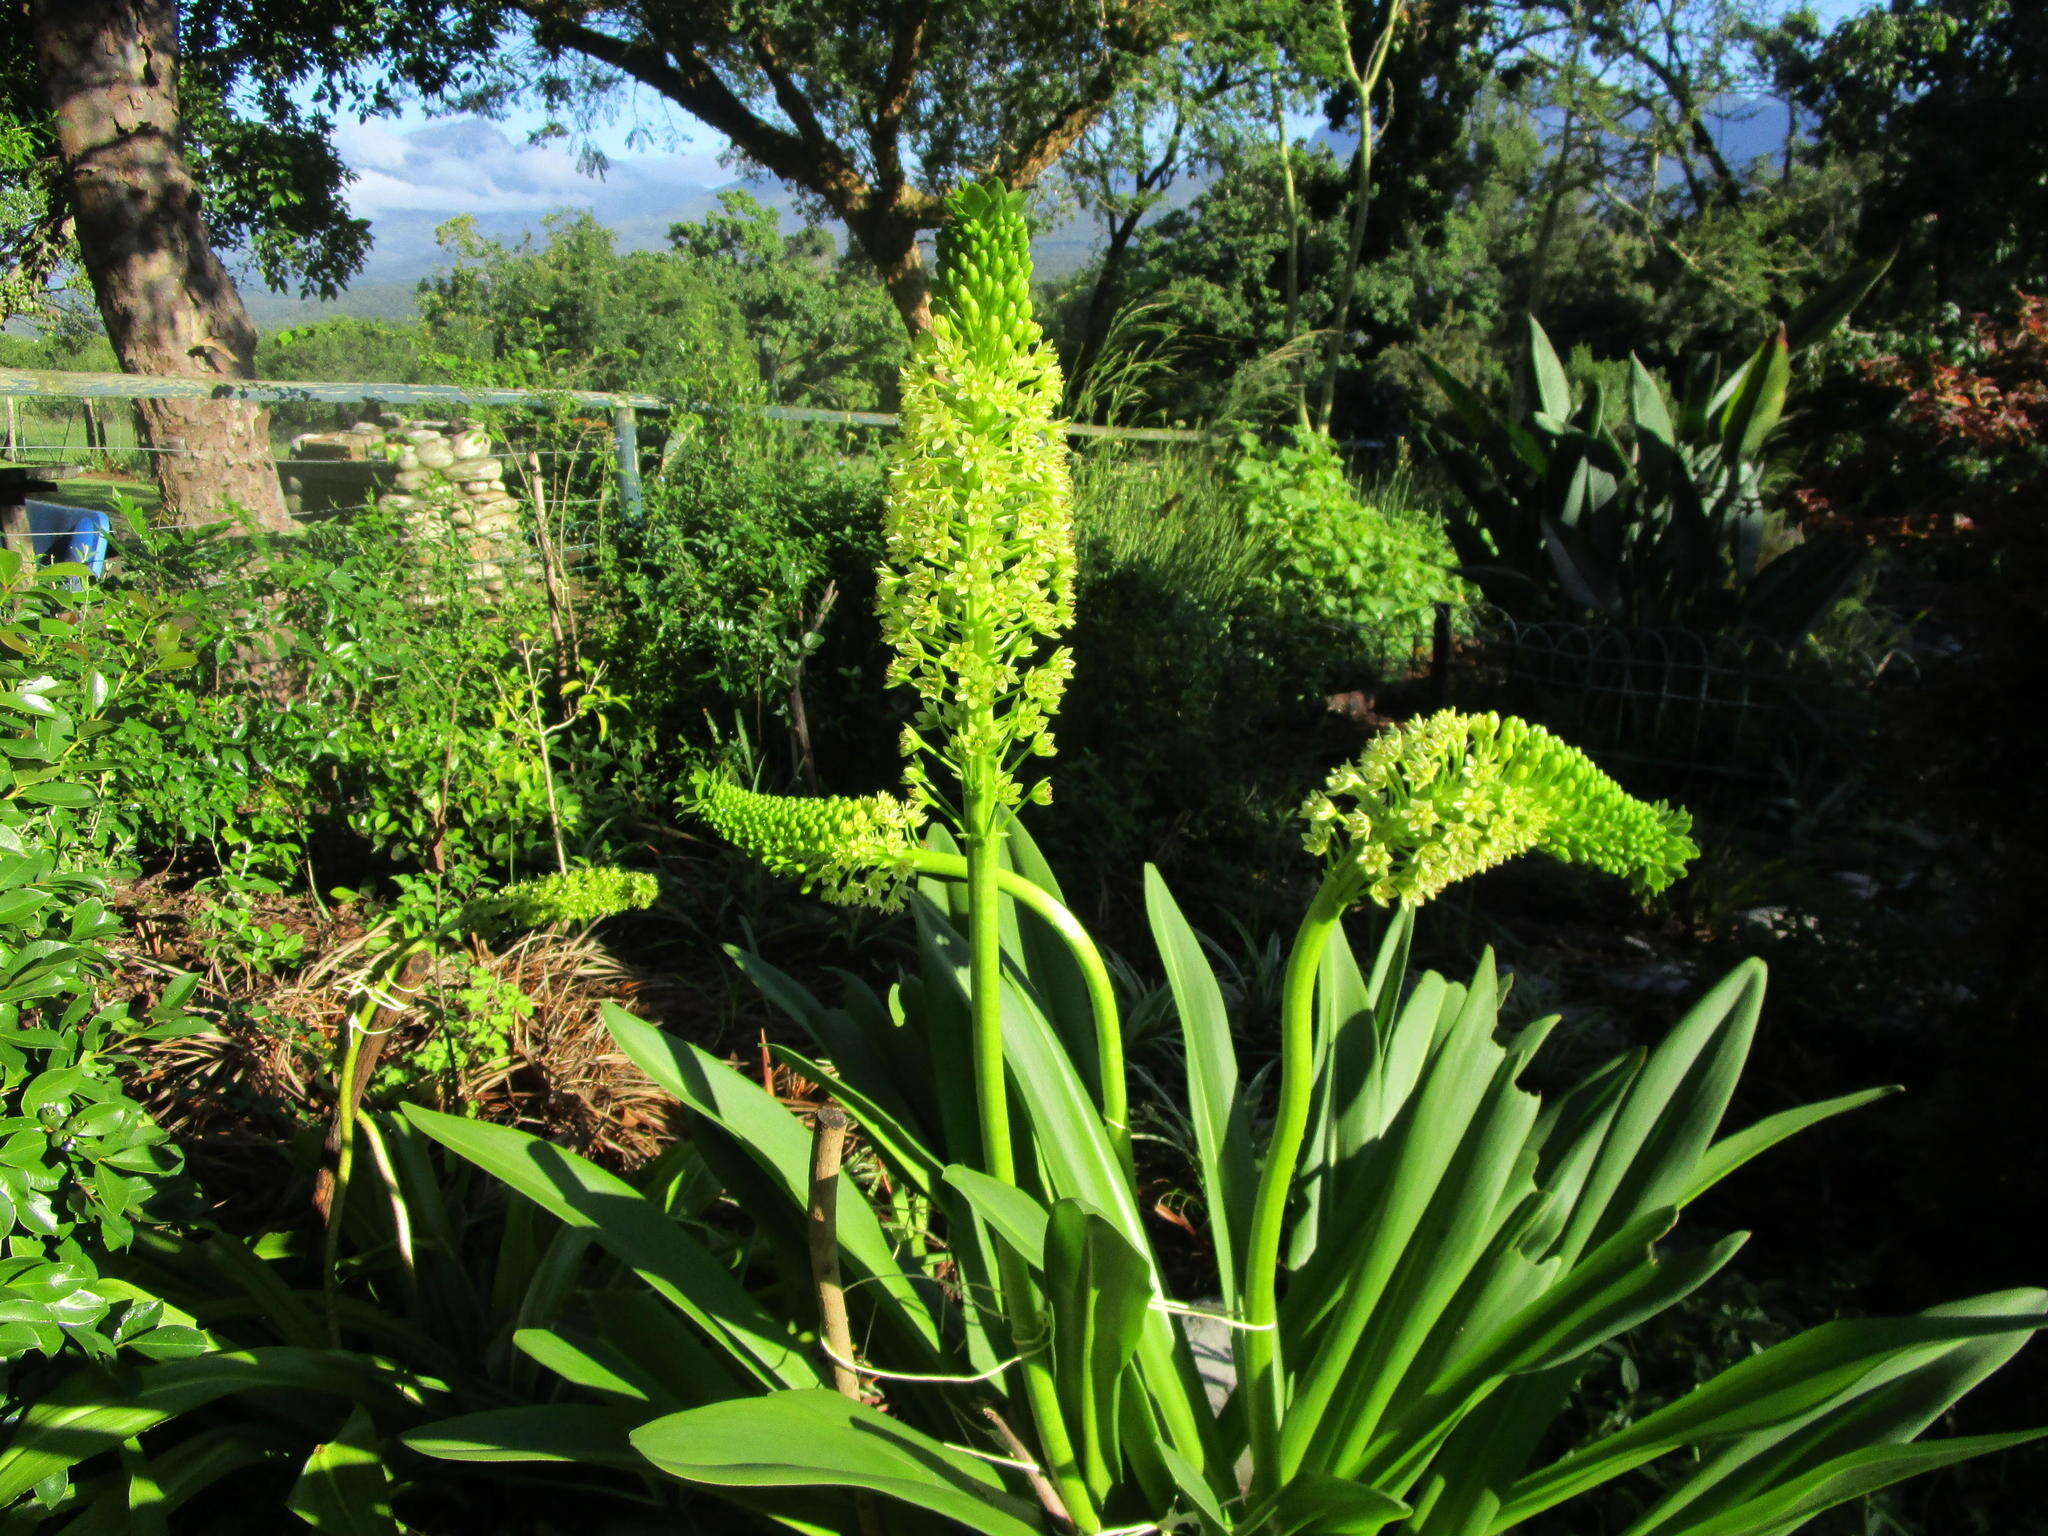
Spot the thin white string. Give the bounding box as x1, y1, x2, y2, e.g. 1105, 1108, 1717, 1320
943, 1441, 1044, 1473
1150, 1296, 1277, 1332
819, 1332, 1045, 1385
346, 977, 418, 1018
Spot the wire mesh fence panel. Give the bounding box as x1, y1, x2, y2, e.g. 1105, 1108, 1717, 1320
1456, 615, 1873, 797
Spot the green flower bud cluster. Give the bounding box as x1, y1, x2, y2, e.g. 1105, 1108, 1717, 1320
691, 771, 925, 911
1300, 711, 1697, 906
485, 867, 662, 930
932, 181, 1039, 371
879, 178, 1076, 827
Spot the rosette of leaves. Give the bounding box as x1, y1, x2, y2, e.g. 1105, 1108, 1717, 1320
1424, 268, 1886, 638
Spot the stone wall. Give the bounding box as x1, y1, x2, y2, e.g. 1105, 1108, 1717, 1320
290, 414, 531, 597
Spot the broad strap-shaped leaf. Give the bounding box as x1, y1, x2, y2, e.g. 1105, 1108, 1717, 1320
1271, 1473, 1411, 1535
1553, 961, 1765, 1265
1680, 1087, 1897, 1208
1524, 316, 1574, 421
0, 1349, 412, 1504
602, 1006, 946, 1362
1493, 1297, 2048, 1527
630, 1389, 1045, 1536
771, 1042, 947, 1198
1629, 356, 1677, 449
1145, 866, 1255, 1306
286, 1406, 400, 1535
1282, 959, 1526, 1480
1639, 1431, 2048, 1536
400, 1105, 810, 1390
47, 1427, 285, 1536
1353, 1209, 1747, 1488
1783, 256, 1891, 352
942, 1164, 1050, 1267
401, 1404, 651, 1468
513, 1326, 672, 1407
1622, 1287, 2046, 1536
1045, 1198, 1153, 1505
1714, 328, 1791, 464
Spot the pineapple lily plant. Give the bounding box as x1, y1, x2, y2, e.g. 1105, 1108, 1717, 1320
399, 184, 2044, 1534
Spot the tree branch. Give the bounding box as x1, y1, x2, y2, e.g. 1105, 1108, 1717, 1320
868, 0, 928, 194
515, 5, 874, 213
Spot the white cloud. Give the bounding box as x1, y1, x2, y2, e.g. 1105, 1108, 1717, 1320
332, 115, 729, 222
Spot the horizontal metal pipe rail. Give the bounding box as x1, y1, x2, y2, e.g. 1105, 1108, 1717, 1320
0, 367, 1213, 442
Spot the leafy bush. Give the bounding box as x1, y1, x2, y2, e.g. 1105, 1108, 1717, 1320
1229, 426, 1474, 664
101, 509, 623, 894
589, 413, 893, 785
0, 552, 205, 1398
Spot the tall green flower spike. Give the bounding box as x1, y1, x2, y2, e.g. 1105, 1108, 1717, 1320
1300, 710, 1697, 905
878, 179, 1076, 829
691, 771, 924, 911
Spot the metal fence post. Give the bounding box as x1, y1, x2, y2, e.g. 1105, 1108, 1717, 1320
612, 404, 645, 523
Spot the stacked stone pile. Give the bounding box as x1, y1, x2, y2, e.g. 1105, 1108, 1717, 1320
290, 413, 532, 597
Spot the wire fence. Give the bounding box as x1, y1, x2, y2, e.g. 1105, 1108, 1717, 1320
1453, 614, 1890, 794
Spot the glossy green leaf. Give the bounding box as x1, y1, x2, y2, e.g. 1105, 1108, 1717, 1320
1045, 1198, 1152, 1504
630, 1389, 1044, 1536
0, 1349, 407, 1504
601, 1005, 944, 1361
400, 1105, 810, 1390
285, 1407, 399, 1535
401, 1405, 649, 1468
1144, 866, 1253, 1303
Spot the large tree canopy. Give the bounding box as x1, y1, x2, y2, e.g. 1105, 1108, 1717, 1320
433, 0, 1222, 330
1765, 0, 2046, 312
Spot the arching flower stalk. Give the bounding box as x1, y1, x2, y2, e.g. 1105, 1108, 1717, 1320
1240, 710, 1698, 1490
1297, 709, 1697, 906
691, 773, 925, 911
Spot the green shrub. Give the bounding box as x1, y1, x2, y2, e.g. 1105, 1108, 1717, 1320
0, 552, 207, 1399
1230, 426, 1474, 664
101, 509, 623, 894
589, 412, 893, 783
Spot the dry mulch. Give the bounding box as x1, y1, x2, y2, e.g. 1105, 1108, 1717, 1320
107, 873, 701, 1225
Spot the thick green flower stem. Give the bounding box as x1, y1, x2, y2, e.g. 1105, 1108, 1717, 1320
966, 822, 1098, 1532
911, 849, 1132, 1174
1239, 870, 1362, 1497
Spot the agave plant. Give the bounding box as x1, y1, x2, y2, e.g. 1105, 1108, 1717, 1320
1425, 269, 1885, 640
392, 192, 2041, 1534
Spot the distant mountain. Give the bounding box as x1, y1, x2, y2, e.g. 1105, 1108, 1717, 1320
236, 96, 1801, 332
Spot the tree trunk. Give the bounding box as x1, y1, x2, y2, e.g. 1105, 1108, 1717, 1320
848, 206, 932, 336
30, 0, 293, 531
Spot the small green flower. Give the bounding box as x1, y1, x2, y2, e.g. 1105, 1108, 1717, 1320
877, 179, 1075, 829
691, 771, 924, 910
1301, 710, 1697, 905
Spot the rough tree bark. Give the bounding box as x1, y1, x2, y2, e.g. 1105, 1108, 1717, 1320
30, 0, 293, 530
